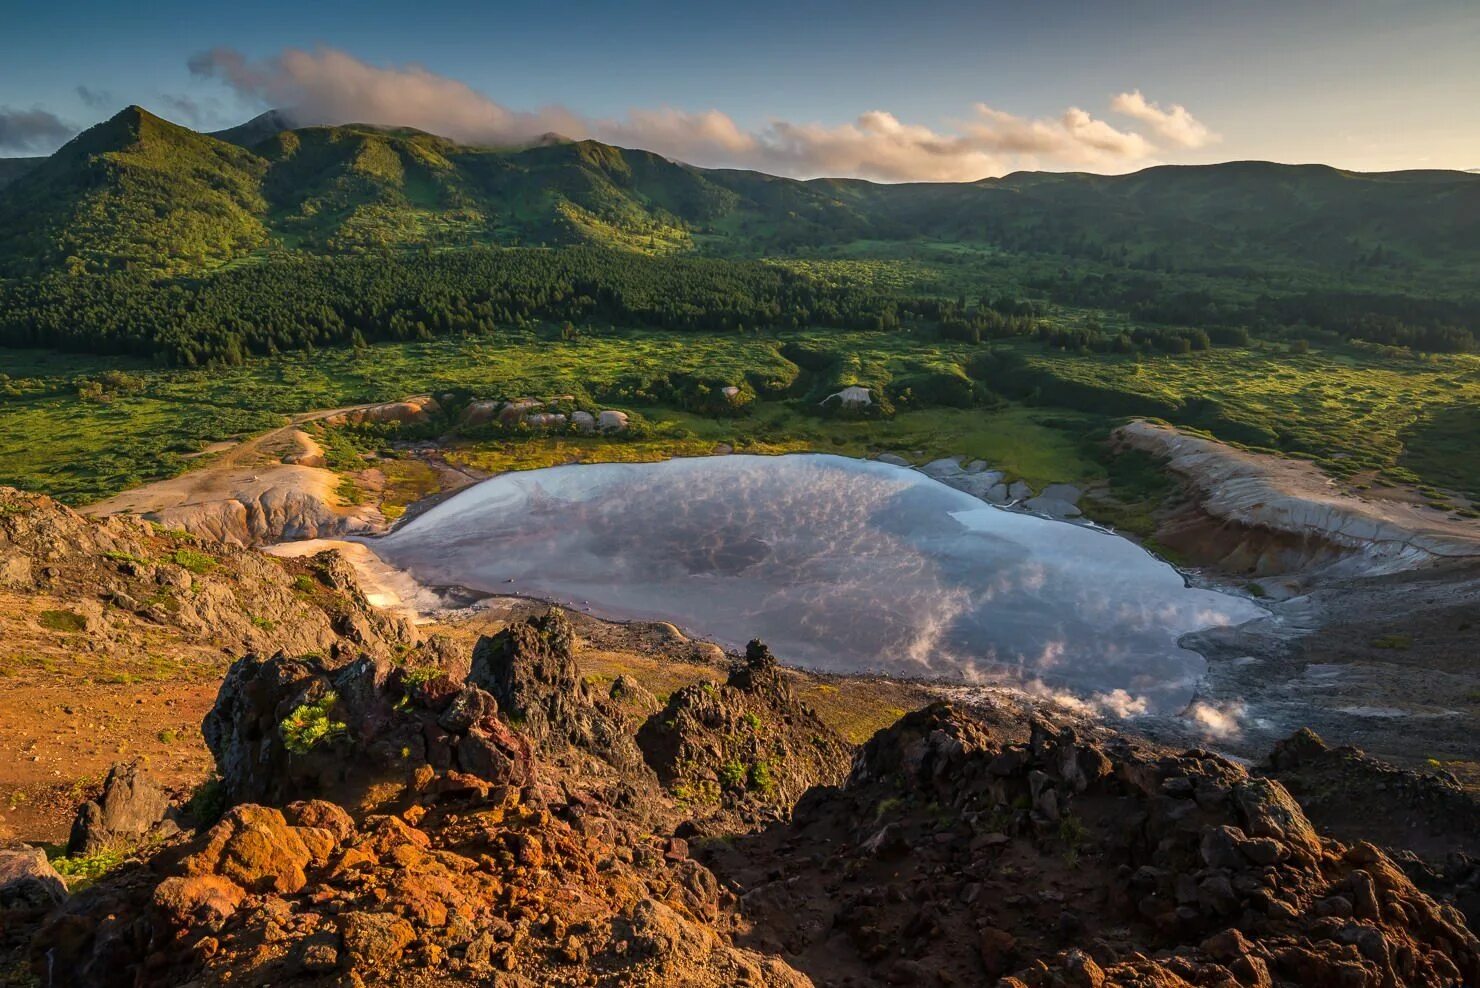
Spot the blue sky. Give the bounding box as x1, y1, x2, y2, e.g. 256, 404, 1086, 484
2, 0, 1476, 177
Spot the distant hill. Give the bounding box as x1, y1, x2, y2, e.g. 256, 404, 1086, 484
1, 104, 1478, 281
0, 156, 43, 190
208, 108, 298, 148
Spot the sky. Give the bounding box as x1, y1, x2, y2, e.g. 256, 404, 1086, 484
1, 0, 1477, 180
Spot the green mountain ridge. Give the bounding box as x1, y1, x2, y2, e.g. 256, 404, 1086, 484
1, 105, 1478, 283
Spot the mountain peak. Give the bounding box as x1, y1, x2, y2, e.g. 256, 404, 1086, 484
210, 109, 299, 148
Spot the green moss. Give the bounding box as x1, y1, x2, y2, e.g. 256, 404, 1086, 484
171, 547, 218, 574
38, 609, 86, 632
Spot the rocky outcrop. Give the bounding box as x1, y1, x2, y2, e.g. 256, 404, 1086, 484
145, 469, 383, 545
67, 762, 175, 856
702, 703, 1480, 986
202, 650, 534, 810
1116, 420, 1480, 578
8, 583, 1478, 987
470, 608, 646, 776
0, 488, 415, 662
22, 615, 813, 988
636, 640, 851, 814
323, 397, 441, 428
458, 399, 630, 434
1263, 728, 1480, 931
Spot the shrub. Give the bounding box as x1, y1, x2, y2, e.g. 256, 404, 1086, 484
172, 548, 218, 575
184, 777, 227, 826
280, 691, 348, 754
718, 761, 746, 789
747, 760, 775, 795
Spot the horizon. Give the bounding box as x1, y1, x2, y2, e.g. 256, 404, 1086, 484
2, 0, 1477, 180
14, 100, 1480, 185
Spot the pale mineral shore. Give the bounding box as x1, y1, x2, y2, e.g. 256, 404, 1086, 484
1116, 420, 1480, 579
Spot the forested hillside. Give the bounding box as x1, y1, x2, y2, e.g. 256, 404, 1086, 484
1, 104, 1478, 364
3, 105, 1479, 280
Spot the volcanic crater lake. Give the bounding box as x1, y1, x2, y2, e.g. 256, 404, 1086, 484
369, 454, 1262, 713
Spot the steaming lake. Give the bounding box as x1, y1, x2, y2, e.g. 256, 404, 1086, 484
369, 454, 1262, 713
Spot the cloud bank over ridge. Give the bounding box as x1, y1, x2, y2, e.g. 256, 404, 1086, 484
189, 45, 1216, 182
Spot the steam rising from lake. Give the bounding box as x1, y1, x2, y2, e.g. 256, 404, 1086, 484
370, 455, 1261, 713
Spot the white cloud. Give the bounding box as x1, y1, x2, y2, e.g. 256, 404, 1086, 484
1111, 90, 1217, 149
189, 46, 1205, 181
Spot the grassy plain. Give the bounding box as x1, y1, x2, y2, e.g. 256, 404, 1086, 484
2, 323, 1477, 508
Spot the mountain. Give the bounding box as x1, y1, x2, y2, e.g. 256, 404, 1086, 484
1, 104, 1479, 281
0, 106, 268, 275
208, 107, 298, 147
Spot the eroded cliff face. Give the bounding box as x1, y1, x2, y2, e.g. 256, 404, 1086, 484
1115, 421, 1480, 580
7, 605, 1479, 988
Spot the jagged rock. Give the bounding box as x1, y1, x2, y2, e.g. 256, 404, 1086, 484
470, 608, 644, 773
1262, 727, 1480, 931
0, 846, 68, 910
152, 874, 246, 930
609, 674, 659, 715
702, 702, 1480, 988
342, 911, 417, 967
636, 640, 851, 812
204, 649, 534, 809
67, 761, 174, 856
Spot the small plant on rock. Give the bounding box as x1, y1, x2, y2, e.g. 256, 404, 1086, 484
747, 760, 775, 795
171, 548, 218, 575
280, 691, 348, 754
718, 760, 747, 790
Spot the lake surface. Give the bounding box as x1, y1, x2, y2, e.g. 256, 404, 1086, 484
369, 454, 1262, 713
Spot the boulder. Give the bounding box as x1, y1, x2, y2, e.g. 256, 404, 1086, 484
919, 458, 964, 479
0, 846, 68, 909
597, 410, 630, 432
1023, 495, 1082, 519
182, 804, 331, 894
820, 386, 872, 409
67, 761, 174, 856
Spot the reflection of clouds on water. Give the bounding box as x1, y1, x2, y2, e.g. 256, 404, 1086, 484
374, 454, 1262, 713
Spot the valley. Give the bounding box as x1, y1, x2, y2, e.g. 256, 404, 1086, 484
1, 98, 1479, 987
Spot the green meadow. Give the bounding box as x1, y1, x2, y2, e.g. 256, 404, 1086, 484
3, 325, 1476, 509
